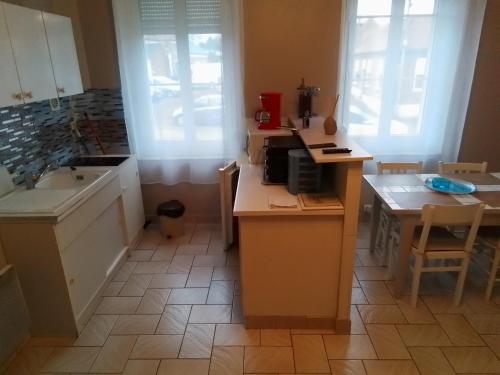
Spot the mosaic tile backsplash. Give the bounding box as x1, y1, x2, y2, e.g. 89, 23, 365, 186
0, 89, 129, 185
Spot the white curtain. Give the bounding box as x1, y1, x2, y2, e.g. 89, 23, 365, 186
338, 0, 486, 169
113, 0, 244, 184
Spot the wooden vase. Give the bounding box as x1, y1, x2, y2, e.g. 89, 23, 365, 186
323, 115, 337, 135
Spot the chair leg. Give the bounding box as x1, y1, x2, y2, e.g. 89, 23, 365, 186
485, 249, 500, 301
454, 255, 471, 306
411, 255, 424, 307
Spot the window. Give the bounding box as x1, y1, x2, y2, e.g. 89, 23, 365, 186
140, 0, 223, 142
339, 0, 485, 158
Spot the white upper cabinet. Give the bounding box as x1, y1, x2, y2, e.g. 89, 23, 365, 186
2, 2, 58, 103
42, 12, 83, 97
0, 4, 23, 107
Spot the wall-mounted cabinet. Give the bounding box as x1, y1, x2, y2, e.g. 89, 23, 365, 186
0, 2, 83, 108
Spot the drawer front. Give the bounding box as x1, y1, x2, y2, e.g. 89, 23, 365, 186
55, 177, 121, 251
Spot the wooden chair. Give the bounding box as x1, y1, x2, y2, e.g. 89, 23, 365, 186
410, 203, 485, 307
373, 162, 423, 270
475, 227, 500, 301
438, 161, 487, 174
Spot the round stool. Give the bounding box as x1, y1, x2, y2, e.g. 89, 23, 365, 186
157, 200, 185, 239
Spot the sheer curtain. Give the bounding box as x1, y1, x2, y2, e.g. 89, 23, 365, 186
113, 0, 244, 184
339, 0, 486, 167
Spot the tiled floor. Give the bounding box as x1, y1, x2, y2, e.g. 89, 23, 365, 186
5, 221, 500, 374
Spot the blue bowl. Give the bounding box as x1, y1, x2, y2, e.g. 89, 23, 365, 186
425, 177, 476, 195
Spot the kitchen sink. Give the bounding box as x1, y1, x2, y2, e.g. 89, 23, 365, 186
36, 169, 104, 189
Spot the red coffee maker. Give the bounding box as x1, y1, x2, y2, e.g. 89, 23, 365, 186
254, 92, 282, 129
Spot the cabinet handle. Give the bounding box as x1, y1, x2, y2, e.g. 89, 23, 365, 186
11, 93, 23, 101
22, 91, 33, 99
57, 87, 65, 94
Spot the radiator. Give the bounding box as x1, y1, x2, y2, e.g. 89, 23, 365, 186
0, 265, 30, 367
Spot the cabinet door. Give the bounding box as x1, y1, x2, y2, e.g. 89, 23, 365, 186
42, 12, 83, 97
119, 157, 145, 245
2, 2, 57, 103
0, 4, 23, 107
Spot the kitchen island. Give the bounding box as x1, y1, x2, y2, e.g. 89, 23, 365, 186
234, 120, 372, 333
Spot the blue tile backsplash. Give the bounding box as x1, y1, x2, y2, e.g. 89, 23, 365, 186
0, 89, 129, 185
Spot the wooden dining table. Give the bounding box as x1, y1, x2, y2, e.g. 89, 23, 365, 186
363, 172, 500, 297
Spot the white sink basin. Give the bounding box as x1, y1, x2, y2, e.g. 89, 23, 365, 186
0, 167, 113, 216
36, 170, 104, 190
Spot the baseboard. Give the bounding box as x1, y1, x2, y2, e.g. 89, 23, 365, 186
334, 318, 352, 334
245, 316, 336, 330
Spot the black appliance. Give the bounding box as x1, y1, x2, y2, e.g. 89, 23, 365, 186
263, 136, 305, 184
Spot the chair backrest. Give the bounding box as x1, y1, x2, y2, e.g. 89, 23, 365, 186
438, 161, 487, 174
416, 203, 485, 254
377, 161, 423, 174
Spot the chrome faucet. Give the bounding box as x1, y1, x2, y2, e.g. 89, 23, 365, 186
25, 161, 59, 189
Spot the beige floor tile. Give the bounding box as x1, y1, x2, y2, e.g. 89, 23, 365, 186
74, 315, 118, 346
366, 324, 410, 359
136, 289, 171, 314
212, 266, 240, 281
157, 305, 191, 334
90, 335, 137, 373
463, 293, 500, 314
292, 334, 330, 373
231, 296, 244, 324
95, 297, 142, 315
360, 281, 395, 305
352, 288, 368, 304
149, 274, 187, 289
323, 335, 377, 360
421, 295, 474, 314
357, 249, 385, 267
352, 274, 361, 288
102, 281, 125, 297
354, 266, 391, 281
6, 346, 54, 375
395, 296, 436, 324
214, 324, 260, 346
209, 346, 243, 375
179, 324, 215, 359
244, 347, 295, 374
168, 288, 208, 304
168, 255, 195, 274
396, 324, 452, 347
207, 281, 234, 305
111, 314, 160, 335
113, 262, 137, 282
409, 347, 455, 375
261, 329, 291, 346
152, 244, 177, 261
363, 360, 419, 375
207, 239, 225, 254
119, 274, 153, 296
158, 359, 210, 375
133, 261, 170, 274
193, 254, 227, 267
130, 335, 183, 359
435, 314, 484, 346
122, 359, 160, 375
357, 305, 406, 324
129, 250, 154, 261
189, 305, 231, 324
41, 347, 100, 373
187, 267, 214, 287
226, 251, 239, 266
177, 244, 209, 255
136, 230, 162, 249
190, 230, 212, 245
329, 359, 367, 375
482, 335, 500, 357
442, 347, 500, 373
465, 313, 500, 334
348, 307, 366, 336
291, 329, 336, 335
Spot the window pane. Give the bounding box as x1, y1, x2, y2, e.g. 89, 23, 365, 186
404, 0, 434, 15
357, 0, 392, 17
144, 34, 184, 141
390, 16, 433, 135
347, 17, 390, 136
188, 33, 223, 141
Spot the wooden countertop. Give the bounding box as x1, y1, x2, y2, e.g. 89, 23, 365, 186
233, 164, 345, 217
